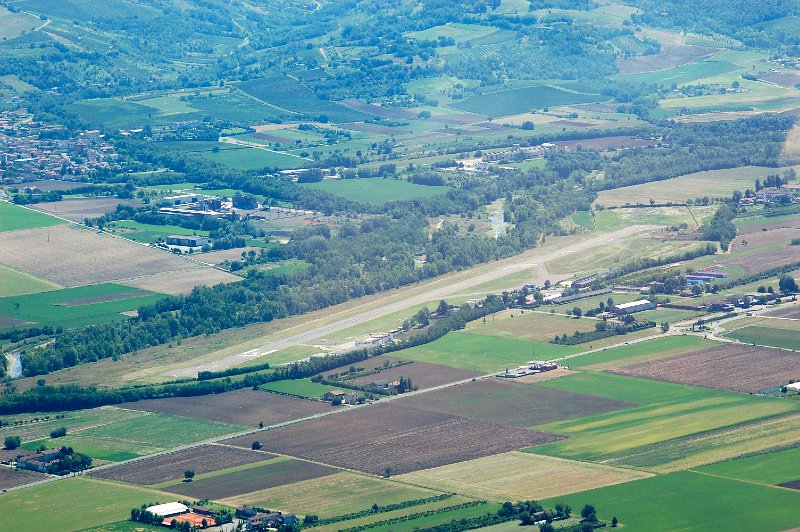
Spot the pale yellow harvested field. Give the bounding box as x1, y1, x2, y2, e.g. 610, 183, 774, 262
121, 268, 241, 295
195, 247, 261, 265
0, 225, 197, 286
218, 472, 437, 517
397, 451, 652, 502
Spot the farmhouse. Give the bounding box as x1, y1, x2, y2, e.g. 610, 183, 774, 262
246, 511, 297, 531
165, 235, 210, 247
145, 502, 189, 518
322, 390, 359, 404
16, 449, 61, 473
355, 332, 393, 347
613, 299, 656, 314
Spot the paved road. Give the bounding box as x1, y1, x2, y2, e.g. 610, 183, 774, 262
165, 224, 659, 377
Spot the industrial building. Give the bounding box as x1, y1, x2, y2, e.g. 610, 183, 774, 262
613, 299, 656, 314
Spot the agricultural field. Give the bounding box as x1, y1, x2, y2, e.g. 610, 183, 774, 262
0, 263, 60, 297
224, 403, 563, 475
237, 75, 369, 123
68, 98, 184, 130
88, 444, 272, 486
20, 411, 246, 462
397, 451, 652, 502
398, 379, 633, 428
452, 85, 605, 117
0, 225, 199, 286
564, 335, 717, 370
164, 456, 338, 499
0, 283, 165, 330
722, 317, 800, 351
120, 268, 241, 296
543, 471, 800, 531
598, 413, 800, 473
218, 472, 440, 517
398, 330, 584, 373
339, 356, 481, 390
618, 57, 737, 85
0, 201, 65, 232
613, 343, 800, 393
462, 310, 600, 342
120, 388, 336, 427
764, 303, 800, 319
533, 372, 796, 462
302, 178, 449, 205
595, 165, 799, 207
0, 467, 40, 490
259, 378, 343, 399
107, 220, 210, 244
0, 406, 146, 444
31, 198, 141, 223
199, 144, 308, 170
0, 7, 40, 40
696, 445, 800, 486
0, 478, 167, 532
731, 226, 799, 252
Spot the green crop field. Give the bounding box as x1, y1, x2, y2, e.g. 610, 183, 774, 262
696, 446, 800, 485
0, 406, 146, 444
21, 411, 246, 461
109, 220, 210, 244
533, 372, 795, 461
617, 59, 741, 86
237, 75, 370, 123
260, 379, 344, 399
452, 85, 604, 117
724, 325, 800, 351
400, 330, 584, 373
565, 335, 716, 369
366, 503, 502, 532
67, 98, 188, 130
199, 145, 308, 170
0, 201, 65, 232
302, 179, 450, 205
191, 90, 288, 122
542, 471, 800, 531
408, 22, 500, 43
0, 283, 166, 330
0, 478, 168, 532
0, 263, 61, 297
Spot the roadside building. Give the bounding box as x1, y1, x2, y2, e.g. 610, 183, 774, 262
322, 390, 359, 404
613, 299, 656, 314
355, 332, 393, 348
166, 235, 210, 247
162, 194, 203, 206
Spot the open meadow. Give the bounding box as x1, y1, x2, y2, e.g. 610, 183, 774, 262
218, 471, 440, 517
722, 317, 800, 351
0, 263, 60, 297
20, 411, 246, 462
302, 179, 450, 205
564, 335, 717, 370
0, 201, 65, 232
397, 451, 652, 502
542, 471, 800, 531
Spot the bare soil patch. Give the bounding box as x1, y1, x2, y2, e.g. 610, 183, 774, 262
342, 101, 417, 120
0, 225, 197, 286
732, 227, 800, 252
764, 304, 800, 320
759, 72, 800, 88
0, 316, 31, 328
617, 43, 717, 74
737, 218, 800, 236
165, 458, 338, 500
612, 344, 800, 393
223, 403, 564, 475
722, 246, 800, 275
18, 180, 86, 192
32, 198, 142, 222
121, 268, 241, 295
88, 444, 272, 485
778, 479, 800, 490
398, 379, 633, 427
0, 467, 40, 490
120, 389, 335, 427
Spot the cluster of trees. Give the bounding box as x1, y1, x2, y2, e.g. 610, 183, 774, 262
700, 205, 737, 250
